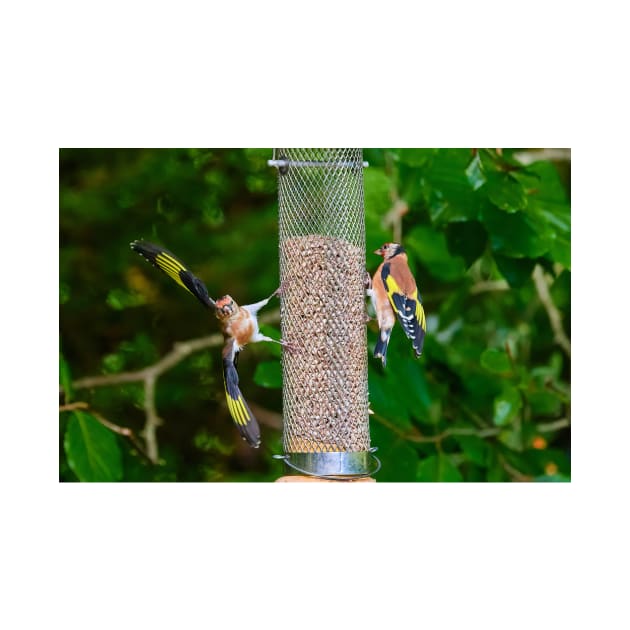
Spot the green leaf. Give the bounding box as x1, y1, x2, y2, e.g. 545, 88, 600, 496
494, 254, 536, 288
480, 348, 511, 373
253, 360, 282, 389
513, 160, 570, 268
368, 366, 412, 429
422, 150, 484, 225
454, 434, 491, 467
391, 148, 438, 167
486, 173, 527, 212
370, 421, 419, 482
526, 391, 563, 416
417, 454, 463, 482
498, 426, 523, 451
548, 235, 571, 269
465, 153, 487, 191
493, 386, 522, 426
481, 204, 551, 258
406, 225, 466, 281
527, 200, 571, 269
64, 411, 123, 482
395, 358, 439, 424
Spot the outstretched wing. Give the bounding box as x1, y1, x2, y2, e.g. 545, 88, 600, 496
221, 338, 261, 447
381, 263, 426, 356
130, 240, 215, 309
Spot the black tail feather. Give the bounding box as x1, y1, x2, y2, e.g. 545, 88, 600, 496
374, 328, 392, 367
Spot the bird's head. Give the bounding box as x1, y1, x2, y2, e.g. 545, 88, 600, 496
374, 242, 404, 260
215, 295, 238, 320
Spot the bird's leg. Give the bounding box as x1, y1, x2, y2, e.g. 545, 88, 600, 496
255, 333, 297, 354
243, 296, 273, 316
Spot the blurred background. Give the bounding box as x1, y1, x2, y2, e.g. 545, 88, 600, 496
59, 148, 570, 482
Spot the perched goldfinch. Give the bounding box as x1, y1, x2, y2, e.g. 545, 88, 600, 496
131, 240, 286, 447
371, 242, 426, 364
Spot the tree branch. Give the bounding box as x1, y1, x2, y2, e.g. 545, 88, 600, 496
59, 401, 89, 412
499, 454, 532, 482
469, 279, 510, 294
513, 148, 571, 166
536, 418, 570, 432
372, 412, 570, 445
532, 265, 571, 358
371, 411, 502, 444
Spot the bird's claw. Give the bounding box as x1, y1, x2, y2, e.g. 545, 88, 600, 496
273, 279, 289, 298
281, 340, 298, 354
364, 271, 372, 290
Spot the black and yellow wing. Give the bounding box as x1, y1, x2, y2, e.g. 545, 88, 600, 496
131, 240, 216, 309
381, 263, 426, 357
222, 338, 261, 447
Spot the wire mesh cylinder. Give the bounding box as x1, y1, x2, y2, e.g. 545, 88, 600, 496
274, 148, 371, 474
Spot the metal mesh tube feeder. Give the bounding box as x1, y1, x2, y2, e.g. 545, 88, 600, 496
269, 148, 379, 479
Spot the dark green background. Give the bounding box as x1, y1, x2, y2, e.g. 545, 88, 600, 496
59, 148, 570, 482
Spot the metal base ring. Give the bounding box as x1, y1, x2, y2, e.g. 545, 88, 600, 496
274, 448, 381, 481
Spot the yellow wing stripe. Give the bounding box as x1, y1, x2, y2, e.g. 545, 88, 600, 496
225, 387, 250, 426
226, 396, 239, 425
383, 274, 401, 298
416, 301, 427, 332
236, 397, 250, 425
156, 259, 181, 277
416, 301, 426, 331
155, 253, 187, 289
156, 251, 186, 271
226, 395, 240, 425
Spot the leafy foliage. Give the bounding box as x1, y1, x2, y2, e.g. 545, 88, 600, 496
59, 148, 570, 482
64, 411, 123, 482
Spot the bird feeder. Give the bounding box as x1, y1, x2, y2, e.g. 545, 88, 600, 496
269, 148, 379, 479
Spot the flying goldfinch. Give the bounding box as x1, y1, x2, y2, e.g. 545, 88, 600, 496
213, 289, 288, 447
371, 242, 426, 364
131, 240, 286, 447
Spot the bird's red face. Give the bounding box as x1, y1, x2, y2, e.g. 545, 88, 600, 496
374, 242, 402, 259
215, 295, 237, 320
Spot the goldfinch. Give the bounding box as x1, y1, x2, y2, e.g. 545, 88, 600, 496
372, 242, 426, 364
131, 240, 286, 447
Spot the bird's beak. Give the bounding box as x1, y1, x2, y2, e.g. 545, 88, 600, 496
374, 248, 383, 256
